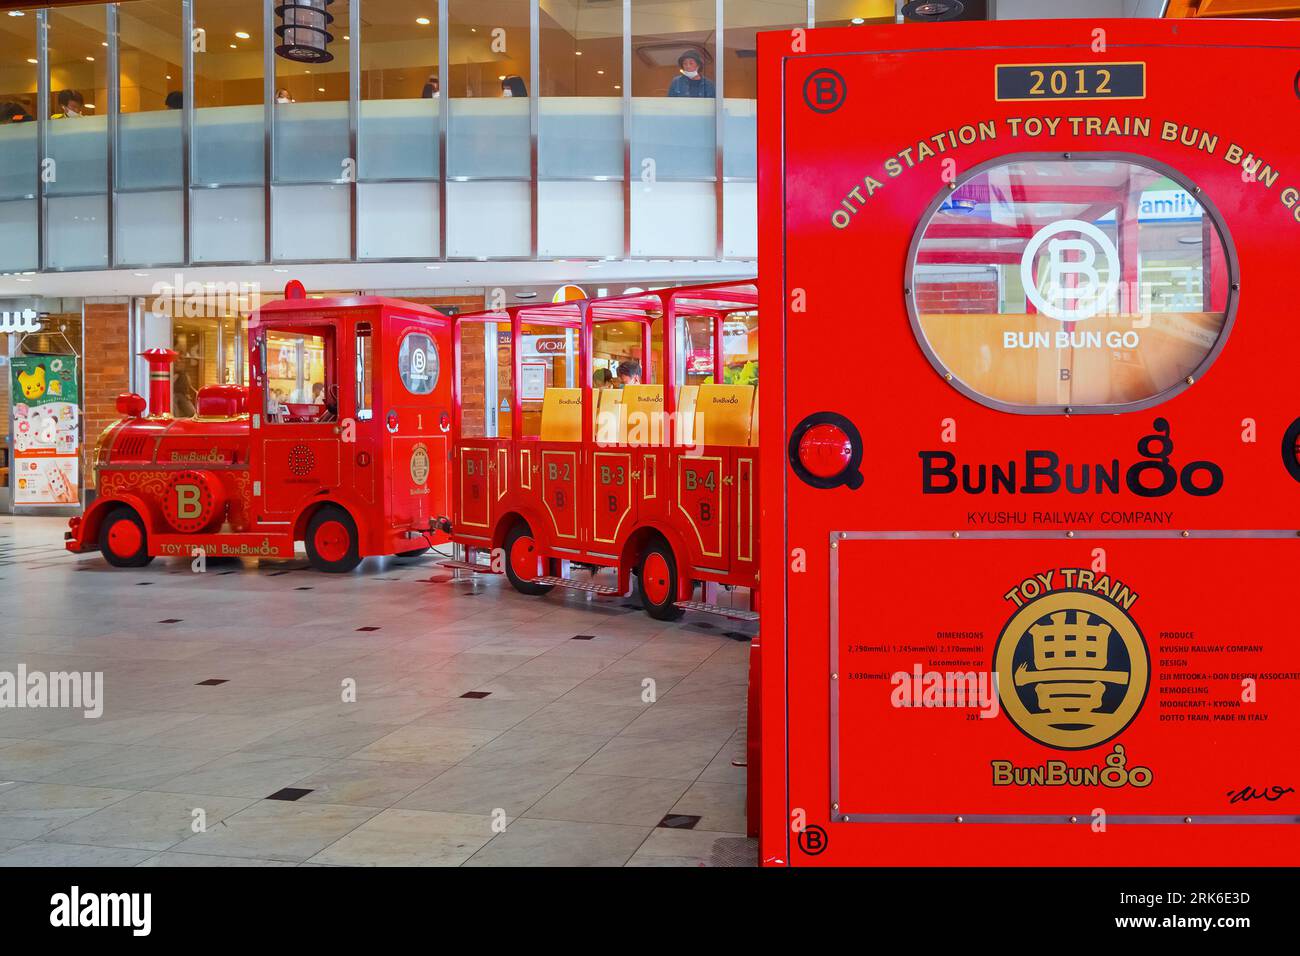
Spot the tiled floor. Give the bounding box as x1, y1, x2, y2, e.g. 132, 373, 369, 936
0, 517, 755, 866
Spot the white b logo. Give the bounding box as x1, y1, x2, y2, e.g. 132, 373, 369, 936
411, 348, 426, 375
1021, 219, 1119, 322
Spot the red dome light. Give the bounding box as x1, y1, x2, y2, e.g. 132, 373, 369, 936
797, 422, 853, 480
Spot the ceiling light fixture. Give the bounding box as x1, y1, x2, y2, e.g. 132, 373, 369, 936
901, 1, 965, 22
275, 0, 335, 63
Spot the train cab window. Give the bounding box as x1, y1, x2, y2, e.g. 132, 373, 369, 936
262, 327, 337, 424
355, 322, 373, 421
907, 157, 1235, 413
398, 330, 439, 395
457, 320, 513, 439
522, 324, 580, 441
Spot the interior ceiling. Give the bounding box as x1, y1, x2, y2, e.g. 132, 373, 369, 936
1, 1, 904, 77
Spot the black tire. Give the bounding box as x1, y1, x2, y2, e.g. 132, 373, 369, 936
503, 523, 554, 596
636, 540, 685, 621
304, 505, 362, 573
98, 507, 154, 568
395, 543, 431, 559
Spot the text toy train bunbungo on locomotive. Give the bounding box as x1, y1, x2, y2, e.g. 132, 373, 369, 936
65, 282, 453, 572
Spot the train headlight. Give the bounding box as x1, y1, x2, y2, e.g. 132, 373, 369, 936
788, 412, 864, 490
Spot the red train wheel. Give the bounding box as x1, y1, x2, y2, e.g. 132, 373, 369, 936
99, 507, 154, 568
503, 523, 554, 596
637, 541, 684, 621
305, 505, 361, 573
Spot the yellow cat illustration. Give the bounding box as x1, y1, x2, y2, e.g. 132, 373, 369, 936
18, 365, 46, 400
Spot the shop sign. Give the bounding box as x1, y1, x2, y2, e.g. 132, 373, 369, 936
0, 308, 40, 333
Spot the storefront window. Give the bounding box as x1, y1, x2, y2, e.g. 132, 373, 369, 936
539, 1, 621, 179
46, 5, 109, 269
118, 0, 182, 187
909, 157, 1234, 412
117, 0, 183, 265
631, 0, 715, 181
193, 0, 263, 185
360, 2, 438, 180
812, 0, 896, 29
449, 0, 530, 179
721, 0, 804, 179
274, 0, 351, 184
0, 10, 38, 272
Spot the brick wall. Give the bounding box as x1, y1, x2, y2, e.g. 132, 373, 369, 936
914, 279, 999, 314
82, 301, 131, 489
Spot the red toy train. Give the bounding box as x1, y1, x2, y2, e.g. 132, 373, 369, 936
66, 282, 454, 572
66, 280, 762, 625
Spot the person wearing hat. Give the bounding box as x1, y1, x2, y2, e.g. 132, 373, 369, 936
668, 50, 715, 98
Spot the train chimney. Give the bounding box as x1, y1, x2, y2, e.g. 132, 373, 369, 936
140, 348, 179, 417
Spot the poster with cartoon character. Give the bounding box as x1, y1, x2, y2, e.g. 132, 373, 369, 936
11, 355, 80, 505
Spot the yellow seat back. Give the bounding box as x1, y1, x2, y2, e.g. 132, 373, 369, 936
677, 385, 699, 446
594, 389, 627, 444
621, 384, 664, 445
748, 386, 759, 446
697, 384, 755, 446
539, 387, 583, 441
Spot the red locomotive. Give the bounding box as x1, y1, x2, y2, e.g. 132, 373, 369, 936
65, 282, 453, 571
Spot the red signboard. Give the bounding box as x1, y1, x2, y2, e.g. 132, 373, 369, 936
833, 535, 1300, 820
757, 18, 1300, 866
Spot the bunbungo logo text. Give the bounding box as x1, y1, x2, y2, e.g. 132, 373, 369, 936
918, 418, 1223, 497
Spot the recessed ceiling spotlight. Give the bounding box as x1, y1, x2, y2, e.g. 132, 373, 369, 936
8, 10, 27, 16
416, 17, 430, 25
902, 0, 965, 21
851, 18, 865, 24
235, 31, 250, 39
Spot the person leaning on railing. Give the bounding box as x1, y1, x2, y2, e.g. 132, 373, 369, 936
667, 50, 715, 98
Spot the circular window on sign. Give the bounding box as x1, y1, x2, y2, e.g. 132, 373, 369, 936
907, 156, 1236, 413
398, 331, 439, 395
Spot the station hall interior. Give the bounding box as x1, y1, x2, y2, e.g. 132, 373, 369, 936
0, 0, 1293, 868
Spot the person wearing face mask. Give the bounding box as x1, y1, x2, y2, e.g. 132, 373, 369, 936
667, 50, 714, 98
500, 75, 527, 98
52, 89, 86, 118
